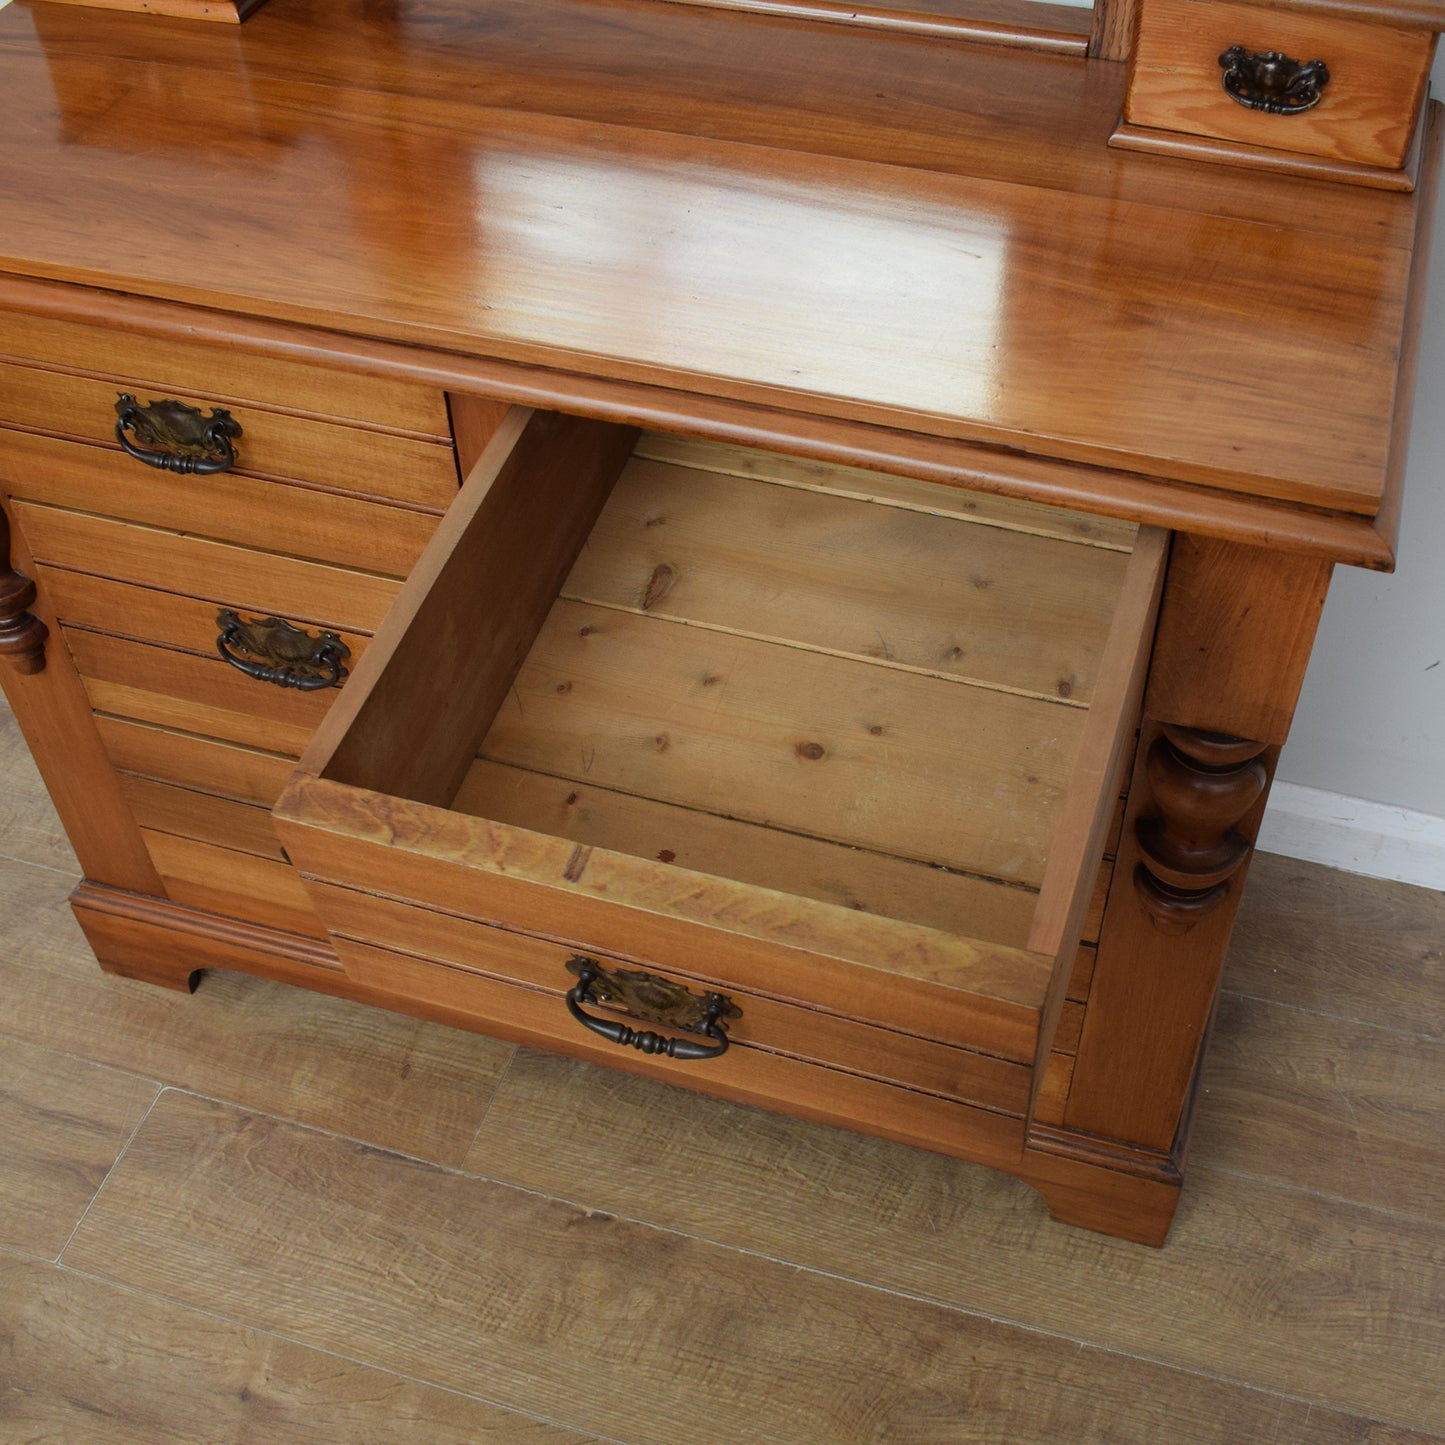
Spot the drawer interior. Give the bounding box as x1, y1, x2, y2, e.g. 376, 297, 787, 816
277, 408, 1166, 1065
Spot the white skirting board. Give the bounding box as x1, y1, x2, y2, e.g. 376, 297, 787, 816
1257, 782, 1445, 892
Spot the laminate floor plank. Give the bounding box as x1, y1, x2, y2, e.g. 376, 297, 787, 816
0, 1035, 157, 1259
1193, 990, 1445, 1222
0, 858, 514, 1167
0, 1254, 597, 1443
1230, 853, 1445, 1035
59, 1090, 1365, 1445
0, 701, 78, 873
1292, 1418, 1445, 1445
463, 1050, 1445, 1434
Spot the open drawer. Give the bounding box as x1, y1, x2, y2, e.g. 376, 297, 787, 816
274, 408, 1167, 1157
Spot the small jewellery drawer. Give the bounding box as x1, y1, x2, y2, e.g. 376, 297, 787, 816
1119, 0, 1439, 179
0, 358, 458, 509
275, 409, 1167, 1137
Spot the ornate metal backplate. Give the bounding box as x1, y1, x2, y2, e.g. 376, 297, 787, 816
1218, 47, 1330, 115
115, 393, 243, 473
565, 956, 741, 1035
216, 609, 350, 690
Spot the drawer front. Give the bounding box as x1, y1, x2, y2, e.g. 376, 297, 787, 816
0, 310, 452, 440
97, 716, 297, 809
1125, 0, 1435, 169
333, 933, 1027, 1171
305, 881, 1032, 1113
66, 628, 338, 755
119, 774, 287, 862
0, 360, 459, 509
40, 570, 372, 674
141, 829, 327, 939
14, 503, 401, 634
0, 429, 438, 577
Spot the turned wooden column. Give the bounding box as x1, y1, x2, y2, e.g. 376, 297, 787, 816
0, 501, 47, 674
0, 496, 163, 895
1134, 726, 1270, 930
1038, 534, 1333, 1160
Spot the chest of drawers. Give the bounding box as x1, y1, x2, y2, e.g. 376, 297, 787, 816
0, 0, 1437, 1245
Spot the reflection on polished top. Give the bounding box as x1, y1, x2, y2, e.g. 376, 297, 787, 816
0, 0, 1435, 532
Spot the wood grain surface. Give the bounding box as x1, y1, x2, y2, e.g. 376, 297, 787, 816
2, 1256, 593, 1443
39, 569, 373, 672
0, 857, 515, 1163
465, 1046, 1445, 1431
14, 503, 403, 635
3, 428, 440, 578
63, 1089, 1429, 1444
0, 308, 452, 438
0, 362, 458, 509
0, 693, 77, 871
95, 714, 299, 809
0, 1034, 157, 1258
0, 0, 1427, 516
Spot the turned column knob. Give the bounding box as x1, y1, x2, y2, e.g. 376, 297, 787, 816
0, 508, 47, 675
1134, 726, 1269, 930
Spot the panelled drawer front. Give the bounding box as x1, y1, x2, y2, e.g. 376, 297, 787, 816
0, 310, 452, 440
119, 773, 287, 862
314, 887, 1032, 1113
0, 361, 459, 509
333, 933, 1026, 1171
40, 570, 372, 674
14, 504, 402, 634
66, 627, 339, 756
0, 429, 439, 578
97, 716, 297, 809
142, 829, 328, 939
1125, 0, 1435, 168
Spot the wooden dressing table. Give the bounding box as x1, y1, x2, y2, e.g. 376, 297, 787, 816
0, 0, 1437, 1244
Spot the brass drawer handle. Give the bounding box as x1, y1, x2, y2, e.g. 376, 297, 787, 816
115, 393, 243, 474
1219, 47, 1329, 114
216, 609, 350, 691
0, 508, 47, 674
565, 956, 740, 1061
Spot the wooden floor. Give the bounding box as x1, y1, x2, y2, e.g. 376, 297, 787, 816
2, 696, 1443, 1443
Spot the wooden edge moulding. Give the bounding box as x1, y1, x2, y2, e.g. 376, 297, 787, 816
0, 276, 1403, 571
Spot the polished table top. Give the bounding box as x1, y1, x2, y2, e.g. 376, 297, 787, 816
0, 0, 1436, 546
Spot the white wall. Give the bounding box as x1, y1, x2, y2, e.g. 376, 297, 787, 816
1262, 54, 1445, 885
